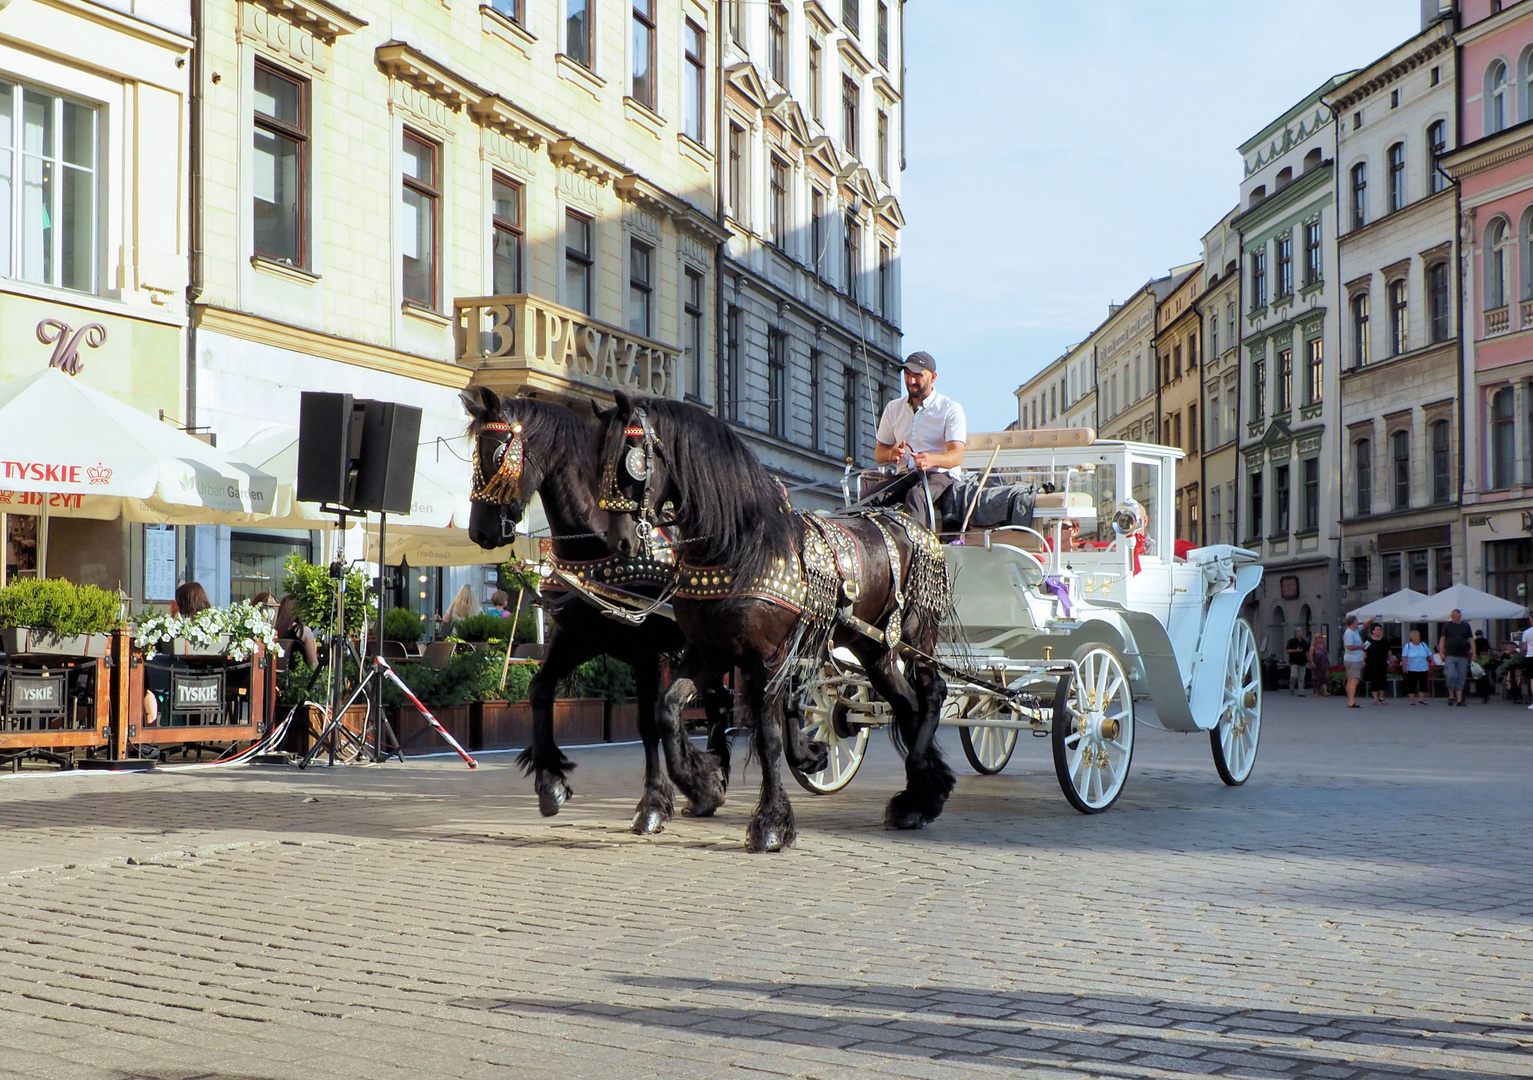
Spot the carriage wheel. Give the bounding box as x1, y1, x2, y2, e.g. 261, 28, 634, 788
1051, 644, 1135, 813
1211, 618, 1262, 786
948, 691, 1019, 774
790, 663, 871, 795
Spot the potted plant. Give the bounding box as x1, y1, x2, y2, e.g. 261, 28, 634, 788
0, 578, 122, 656
282, 554, 372, 640
133, 600, 280, 660
383, 607, 425, 655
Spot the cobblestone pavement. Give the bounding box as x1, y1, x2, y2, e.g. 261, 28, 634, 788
1, 693, 1530, 1080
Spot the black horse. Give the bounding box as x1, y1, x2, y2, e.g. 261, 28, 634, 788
460, 386, 729, 833
594, 391, 957, 852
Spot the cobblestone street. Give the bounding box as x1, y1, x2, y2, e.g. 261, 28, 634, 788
1, 694, 1529, 1080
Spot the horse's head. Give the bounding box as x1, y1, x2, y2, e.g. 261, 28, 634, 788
460, 384, 537, 550
594, 390, 671, 557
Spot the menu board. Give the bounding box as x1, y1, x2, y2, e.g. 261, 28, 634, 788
145, 525, 176, 602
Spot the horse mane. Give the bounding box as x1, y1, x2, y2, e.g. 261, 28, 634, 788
504, 396, 597, 487
609, 396, 794, 592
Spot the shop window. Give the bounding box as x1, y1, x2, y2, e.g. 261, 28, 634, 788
230, 533, 312, 602
1383, 552, 1403, 594
1409, 548, 1429, 593
1352, 555, 1370, 592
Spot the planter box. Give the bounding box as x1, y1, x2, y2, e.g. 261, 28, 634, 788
394, 702, 473, 755
164, 634, 233, 658
606, 699, 640, 743
554, 698, 605, 744
476, 700, 532, 750
2, 627, 112, 657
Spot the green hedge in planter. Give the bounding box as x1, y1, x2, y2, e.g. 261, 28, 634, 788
386, 647, 538, 707
451, 610, 537, 644
0, 578, 121, 637
383, 607, 424, 643
557, 656, 635, 702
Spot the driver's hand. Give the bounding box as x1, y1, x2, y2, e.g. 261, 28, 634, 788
911, 452, 929, 469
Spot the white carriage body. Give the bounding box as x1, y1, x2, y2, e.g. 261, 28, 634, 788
937, 430, 1262, 732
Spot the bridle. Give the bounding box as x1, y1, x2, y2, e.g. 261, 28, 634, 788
598, 407, 668, 549
470, 419, 524, 541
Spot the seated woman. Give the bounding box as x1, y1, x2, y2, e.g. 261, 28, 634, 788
275, 596, 319, 669
173, 581, 210, 618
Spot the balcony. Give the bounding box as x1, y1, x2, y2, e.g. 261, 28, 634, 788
1485, 305, 1510, 337
454, 294, 681, 399
1521, 299, 1533, 330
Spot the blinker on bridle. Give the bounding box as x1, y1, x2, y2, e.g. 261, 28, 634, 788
471, 419, 524, 505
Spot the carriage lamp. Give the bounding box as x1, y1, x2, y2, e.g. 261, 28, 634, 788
1337, 565, 1350, 589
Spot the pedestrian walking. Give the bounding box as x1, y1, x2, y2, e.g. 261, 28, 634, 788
1521, 615, 1533, 711
1309, 633, 1331, 697
1401, 631, 1432, 705
1438, 608, 1474, 707
1363, 623, 1392, 704
1342, 615, 1365, 708
1286, 625, 1309, 696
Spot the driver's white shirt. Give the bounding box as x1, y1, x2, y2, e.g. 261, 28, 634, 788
876, 390, 967, 478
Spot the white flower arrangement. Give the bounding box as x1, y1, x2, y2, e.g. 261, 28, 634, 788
134, 601, 282, 662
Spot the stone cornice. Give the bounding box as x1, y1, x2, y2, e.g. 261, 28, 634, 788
470, 95, 552, 149
766, 94, 813, 145
549, 138, 620, 184
614, 173, 680, 217
837, 37, 872, 77
1325, 23, 1452, 111
803, 0, 835, 34
245, 0, 365, 44
1440, 119, 1533, 181
875, 196, 904, 229
1233, 162, 1331, 234
376, 42, 480, 110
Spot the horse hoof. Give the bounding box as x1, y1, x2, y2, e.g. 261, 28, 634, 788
631, 808, 667, 835
537, 781, 572, 817
802, 740, 830, 774
682, 802, 717, 818
885, 809, 925, 830
745, 829, 784, 853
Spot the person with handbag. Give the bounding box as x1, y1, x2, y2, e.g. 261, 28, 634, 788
1400, 631, 1432, 705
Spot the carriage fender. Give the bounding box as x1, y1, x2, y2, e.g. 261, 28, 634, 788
1046, 614, 1197, 733
1184, 563, 1264, 732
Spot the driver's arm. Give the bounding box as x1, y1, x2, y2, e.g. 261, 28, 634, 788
874, 440, 904, 465
911, 441, 966, 470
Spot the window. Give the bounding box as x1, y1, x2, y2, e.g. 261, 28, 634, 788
810, 188, 826, 276
627, 238, 653, 337
1134, 356, 1141, 401
684, 268, 704, 400
1351, 162, 1367, 229
844, 207, 860, 299
722, 303, 741, 421
878, 241, 891, 315
491, 173, 522, 295
564, 209, 593, 314
877, 1, 889, 67
401, 131, 439, 308
768, 1, 788, 85
1249, 471, 1264, 541
728, 0, 743, 45
1251, 249, 1266, 309
768, 156, 788, 248
1487, 218, 1509, 310
1226, 304, 1235, 349
1356, 438, 1372, 516
490, 0, 521, 22
727, 123, 745, 219
809, 348, 822, 445
842, 77, 860, 156
632, 1, 656, 109
253, 63, 307, 268
1172, 411, 1182, 450
1274, 465, 1290, 535
1352, 292, 1371, 366
1492, 387, 1515, 489
1383, 553, 1403, 594
1302, 457, 1319, 532
1489, 60, 1509, 134
1428, 120, 1447, 194
1303, 220, 1321, 286
1211, 315, 1218, 358
683, 21, 706, 142
1409, 549, 1430, 593
1173, 343, 1182, 380
1431, 419, 1450, 504
876, 110, 889, 182
1208, 486, 1222, 552
1389, 277, 1409, 356
1306, 336, 1323, 404
807, 39, 823, 122
1428, 261, 1450, 342
1352, 555, 1371, 591
1387, 142, 1405, 213
1436, 547, 1453, 592
1392, 429, 1410, 510
1, 80, 99, 292
767, 329, 787, 437
1250, 357, 1266, 421
1189, 333, 1197, 368
843, 367, 859, 459
1188, 403, 1198, 454
1225, 379, 1237, 439
1275, 232, 1293, 297
842, 0, 859, 37
1209, 393, 1221, 446
1276, 347, 1292, 413
567, 0, 593, 69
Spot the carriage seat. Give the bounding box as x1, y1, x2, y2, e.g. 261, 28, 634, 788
1031, 490, 1096, 519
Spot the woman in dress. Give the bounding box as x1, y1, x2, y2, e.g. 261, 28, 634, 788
1400, 630, 1432, 705
1308, 633, 1330, 697
1363, 622, 1393, 705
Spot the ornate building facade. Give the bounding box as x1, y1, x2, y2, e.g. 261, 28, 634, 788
1197, 209, 1242, 550
1154, 262, 1204, 545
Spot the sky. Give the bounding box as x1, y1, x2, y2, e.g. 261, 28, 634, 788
899, 0, 1425, 433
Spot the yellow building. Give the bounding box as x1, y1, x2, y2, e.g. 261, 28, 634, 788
1153, 262, 1203, 544
0, 0, 192, 590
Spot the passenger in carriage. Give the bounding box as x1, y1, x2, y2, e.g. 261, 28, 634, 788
873, 350, 968, 529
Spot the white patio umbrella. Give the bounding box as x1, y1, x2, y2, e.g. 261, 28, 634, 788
1398, 583, 1528, 623
1347, 588, 1431, 623
0, 368, 278, 577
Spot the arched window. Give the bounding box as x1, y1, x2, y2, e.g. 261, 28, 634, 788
1389, 277, 1409, 356
1392, 429, 1411, 510
1249, 185, 1266, 207
1388, 142, 1406, 212
1492, 388, 1516, 489
1276, 166, 1293, 189
1427, 120, 1447, 194
1351, 162, 1367, 229
1431, 419, 1451, 504
1303, 147, 1323, 173
1352, 291, 1371, 366
1355, 438, 1372, 516
1487, 218, 1510, 310
1521, 45, 1533, 122
1488, 60, 1509, 134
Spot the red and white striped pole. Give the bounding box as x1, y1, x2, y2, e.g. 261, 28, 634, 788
376, 657, 478, 768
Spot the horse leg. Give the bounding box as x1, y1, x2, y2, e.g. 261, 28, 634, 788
742, 665, 795, 852
854, 644, 955, 830
779, 671, 830, 775
629, 657, 675, 835
516, 631, 587, 816
656, 659, 727, 817
701, 677, 733, 792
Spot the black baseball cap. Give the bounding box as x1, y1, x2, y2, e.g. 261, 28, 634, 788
902, 351, 937, 374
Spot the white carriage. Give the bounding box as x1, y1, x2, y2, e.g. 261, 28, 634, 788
793, 428, 1265, 812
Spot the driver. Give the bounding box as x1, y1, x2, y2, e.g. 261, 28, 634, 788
874, 351, 968, 528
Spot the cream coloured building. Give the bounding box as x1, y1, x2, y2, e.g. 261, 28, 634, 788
1197, 208, 1242, 550
1153, 262, 1203, 544
0, 0, 192, 593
